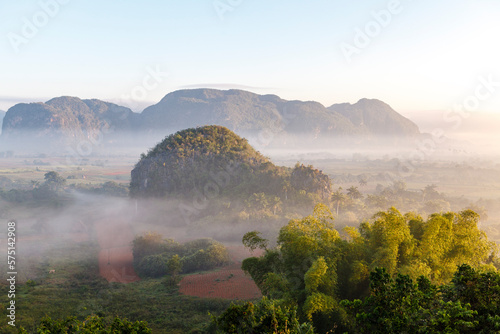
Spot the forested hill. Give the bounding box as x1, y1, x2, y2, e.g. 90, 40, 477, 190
130, 125, 331, 199
0, 89, 421, 152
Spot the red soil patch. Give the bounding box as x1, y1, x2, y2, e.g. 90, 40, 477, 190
179, 263, 262, 300
94, 219, 140, 283
179, 245, 263, 300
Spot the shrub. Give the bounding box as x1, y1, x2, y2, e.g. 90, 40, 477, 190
132, 234, 230, 277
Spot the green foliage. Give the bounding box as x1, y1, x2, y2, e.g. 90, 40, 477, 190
341, 268, 478, 334
357, 208, 496, 284
70, 181, 129, 197
44, 171, 66, 191
129, 126, 332, 210
442, 264, 500, 332
240, 204, 498, 333
181, 243, 230, 273
242, 250, 284, 291
132, 232, 172, 262
209, 297, 315, 334
0, 240, 232, 334
243, 204, 347, 331
132, 233, 230, 277
18, 315, 152, 333
130, 125, 277, 198
242, 231, 269, 252
137, 253, 170, 277
166, 254, 182, 276
290, 163, 331, 198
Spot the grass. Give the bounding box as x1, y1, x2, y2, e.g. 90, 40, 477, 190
0, 240, 237, 334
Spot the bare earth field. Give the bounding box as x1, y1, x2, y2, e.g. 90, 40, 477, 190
179, 262, 262, 300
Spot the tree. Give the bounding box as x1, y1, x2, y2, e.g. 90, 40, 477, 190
346, 186, 362, 200
341, 268, 477, 334
240, 205, 498, 333
243, 204, 349, 331
44, 171, 66, 191
331, 187, 346, 215
166, 254, 182, 285
442, 264, 500, 331
242, 231, 269, 252
209, 298, 315, 334
18, 315, 152, 333
361, 207, 414, 275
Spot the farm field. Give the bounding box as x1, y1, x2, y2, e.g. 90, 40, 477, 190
0, 156, 136, 187
179, 263, 262, 300
0, 224, 258, 333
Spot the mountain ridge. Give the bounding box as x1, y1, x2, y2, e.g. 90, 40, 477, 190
0, 89, 421, 153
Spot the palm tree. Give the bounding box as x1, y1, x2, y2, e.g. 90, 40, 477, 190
347, 186, 363, 200
331, 187, 346, 216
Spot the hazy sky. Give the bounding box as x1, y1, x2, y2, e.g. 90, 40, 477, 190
1, 0, 499, 115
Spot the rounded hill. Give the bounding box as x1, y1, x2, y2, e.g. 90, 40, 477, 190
130, 126, 287, 198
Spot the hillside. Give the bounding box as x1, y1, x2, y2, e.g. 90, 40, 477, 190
130, 125, 331, 199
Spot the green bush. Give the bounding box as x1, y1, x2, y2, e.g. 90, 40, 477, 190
209, 297, 315, 334
182, 243, 231, 273
132, 233, 230, 277
137, 254, 169, 277
18, 315, 152, 333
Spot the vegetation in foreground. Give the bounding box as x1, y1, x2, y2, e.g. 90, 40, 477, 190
229, 204, 500, 333
0, 241, 233, 334
18, 315, 152, 333
210, 264, 500, 333
2, 204, 499, 333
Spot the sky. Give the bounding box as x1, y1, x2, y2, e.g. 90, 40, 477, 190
1, 0, 500, 116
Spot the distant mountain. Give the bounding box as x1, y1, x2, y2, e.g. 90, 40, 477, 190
140, 89, 363, 137
1, 97, 139, 151
0, 110, 5, 134
0, 89, 421, 153
140, 89, 421, 138
328, 98, 420, 136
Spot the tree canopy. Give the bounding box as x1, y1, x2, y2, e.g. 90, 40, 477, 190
240, 204, 499, 333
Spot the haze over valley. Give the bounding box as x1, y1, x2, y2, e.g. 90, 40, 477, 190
1, 1, 500, 333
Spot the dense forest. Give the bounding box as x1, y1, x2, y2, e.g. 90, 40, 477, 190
210, 204, 500, 333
